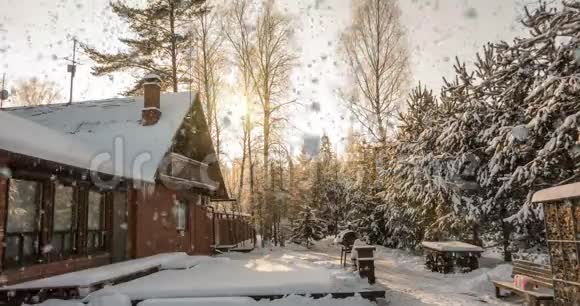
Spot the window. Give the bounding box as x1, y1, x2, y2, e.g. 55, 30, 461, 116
5, 179, 42, 267
174, 201, 187, 231
52, 184, 74, 256
87, 191, 105, 252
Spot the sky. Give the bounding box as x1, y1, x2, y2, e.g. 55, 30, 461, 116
0, 0, 531, 160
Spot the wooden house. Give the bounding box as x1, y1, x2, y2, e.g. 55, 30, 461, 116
532, 182, 580, 305
0, 74, 249, 285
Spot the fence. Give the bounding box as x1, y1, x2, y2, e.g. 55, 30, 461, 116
213, 211, 255, 247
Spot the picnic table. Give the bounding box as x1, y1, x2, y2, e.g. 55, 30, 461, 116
421, 241, 483, 274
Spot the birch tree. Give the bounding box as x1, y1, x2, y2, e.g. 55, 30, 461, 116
252, 3, 296, 242
192, 4, 226, 159
341, 0, 409, 145
223, 0, 255, 206
223, 1, 296, 240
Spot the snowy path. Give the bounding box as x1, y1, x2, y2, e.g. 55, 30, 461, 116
299, 242, 523, 306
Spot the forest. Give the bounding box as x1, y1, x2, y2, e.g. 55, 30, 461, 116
252, 1, 580, 263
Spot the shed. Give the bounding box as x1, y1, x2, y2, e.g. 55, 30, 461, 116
532, 182, 580, 305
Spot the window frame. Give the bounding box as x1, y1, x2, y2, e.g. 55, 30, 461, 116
51, 183, 77, 258
175, 200, 188, 232
86, 190, 107, 254
4, 178, 43, 268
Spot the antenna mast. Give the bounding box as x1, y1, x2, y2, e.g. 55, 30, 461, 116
67, 38, 78, 105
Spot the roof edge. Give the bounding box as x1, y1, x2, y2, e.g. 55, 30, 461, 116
531, 182, 580, 204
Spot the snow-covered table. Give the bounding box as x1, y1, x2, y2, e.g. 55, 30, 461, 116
85, 254, 384, 302
421, 241, 484, 253
421, 241, 483, 274
0, 252, 190, 302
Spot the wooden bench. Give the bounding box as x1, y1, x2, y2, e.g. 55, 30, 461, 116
492, 260, 554, 306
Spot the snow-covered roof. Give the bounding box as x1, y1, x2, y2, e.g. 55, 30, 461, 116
421, 241, 483, 252
0, 92, 194, 183
532, 182, 580, 204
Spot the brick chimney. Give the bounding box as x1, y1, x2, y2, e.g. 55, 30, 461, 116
142, 74, 162, 126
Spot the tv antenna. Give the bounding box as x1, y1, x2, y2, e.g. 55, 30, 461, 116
66, 38, 79, 105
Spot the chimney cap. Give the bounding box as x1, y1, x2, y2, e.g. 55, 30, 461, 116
144, 73, 162, 83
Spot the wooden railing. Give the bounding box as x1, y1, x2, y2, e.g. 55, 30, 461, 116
4, 232, 40, 268
160, 153, 218, 191
52, 230, 75, 256
87, 229, 107, 252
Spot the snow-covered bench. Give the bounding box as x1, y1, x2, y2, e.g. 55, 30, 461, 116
0, 253, 189, 304
492, 260, 554, 306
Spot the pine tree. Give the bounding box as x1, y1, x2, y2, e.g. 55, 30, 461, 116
290, 204, 325, 249
81, 0, 206, 94
378, 83, 443, 249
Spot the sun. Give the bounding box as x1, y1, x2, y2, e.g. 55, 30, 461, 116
224, 92, 250, 119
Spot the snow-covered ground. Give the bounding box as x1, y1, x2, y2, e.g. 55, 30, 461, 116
28, 295, 376, 306
27, 247, 379, 306
26, 238, 526, 306
85, 249, 375, 301
308, 238, 523, 306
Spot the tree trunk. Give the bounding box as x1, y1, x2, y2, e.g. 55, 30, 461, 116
262, 95, 270, 247
238, 129, 247, 201
213, 103, 220, 162
238, 86, 252, 207
169, 3, 178, 93
499, 200, 512, 262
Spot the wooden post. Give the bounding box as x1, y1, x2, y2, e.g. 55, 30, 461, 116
105, 192, 114, 255
126, 187, 137, 259
77, 187, 88, 257
41, 181, 54, 263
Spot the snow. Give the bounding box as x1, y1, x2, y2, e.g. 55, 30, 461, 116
24, 242, 523, 306
145, 73, 162, 81
371, 247, 515, 305
137, 296, 375, 306
0, 92, 194, 183
510, 125, 529, 142
160, 256, 230, 270
23, 300, 84, 306
353, 246, 376, 250
0, 112, 97, 173
302, 238, 517, 305
2, 252, 189, 291
23, 293, 132, 306
421, 241, 484, 252
87, 293, 132, 306
138, 297, 258, 306
333, 230, 356, 244
85, 249, 373, 302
